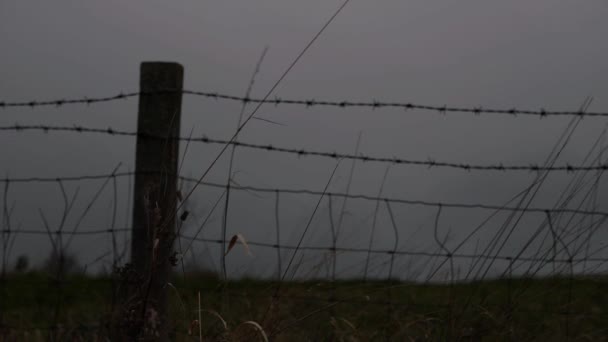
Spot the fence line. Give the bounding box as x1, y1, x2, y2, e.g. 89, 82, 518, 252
1, 124, 606, 173
2, 89, 607, 117
3, 228, 604, 264
1, 171, 607, 217
3, 87, 608, 339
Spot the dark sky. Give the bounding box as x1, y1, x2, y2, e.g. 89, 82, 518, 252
2, 1, 608, 280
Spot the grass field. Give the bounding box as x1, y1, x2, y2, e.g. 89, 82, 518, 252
1, 272, 607, 341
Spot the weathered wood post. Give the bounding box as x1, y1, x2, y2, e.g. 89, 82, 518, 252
115, 62, 183, 341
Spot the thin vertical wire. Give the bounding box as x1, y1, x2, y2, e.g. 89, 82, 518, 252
547, 211, 573, 340
0, 181, 9, 327
275, 191, 282, 280
385, 201, 400, 281
384, 200, 401, 327
110, 175, 119, 315
363, 166, 390, 280
336, 132, 362, 238
327, 194, 337, 284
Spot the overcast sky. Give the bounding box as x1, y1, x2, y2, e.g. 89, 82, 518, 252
2, 1, 608, 280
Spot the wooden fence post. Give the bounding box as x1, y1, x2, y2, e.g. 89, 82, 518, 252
115, 62, 183, 341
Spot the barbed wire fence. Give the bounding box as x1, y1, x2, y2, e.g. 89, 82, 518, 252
4, 88, 608, 117
2, 77, 608, 340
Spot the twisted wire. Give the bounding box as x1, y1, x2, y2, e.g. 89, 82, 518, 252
2, 89, 607, 117
1, 124, 606, 172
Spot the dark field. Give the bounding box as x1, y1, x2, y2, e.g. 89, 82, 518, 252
1, 272, 607, 341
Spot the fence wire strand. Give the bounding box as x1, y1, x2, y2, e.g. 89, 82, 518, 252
2, 124, 607, 172
3, 89, 608, 117
1, 171, 607, 217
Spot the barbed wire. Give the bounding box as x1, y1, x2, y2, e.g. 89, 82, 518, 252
1, 171, 607, 217
2, 89, 607, 118
1, 124, 606, 173
0, 92, 140, 108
